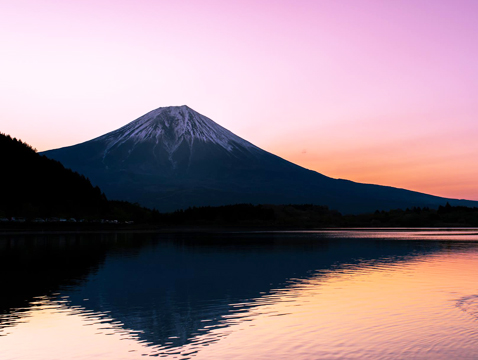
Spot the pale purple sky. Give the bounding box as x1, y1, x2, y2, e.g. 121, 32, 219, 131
1, 0, 477, 200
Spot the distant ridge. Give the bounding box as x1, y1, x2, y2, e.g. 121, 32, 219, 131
42, 106, 478, 213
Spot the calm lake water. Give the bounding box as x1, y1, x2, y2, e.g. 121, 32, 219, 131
1, 229, 478, 359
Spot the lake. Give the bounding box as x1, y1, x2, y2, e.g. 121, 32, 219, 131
1, 229, 478, 359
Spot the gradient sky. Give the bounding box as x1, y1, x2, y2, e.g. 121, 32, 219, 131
1, 0, 477, 200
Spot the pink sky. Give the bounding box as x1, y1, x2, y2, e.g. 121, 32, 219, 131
1, 0, 477, 200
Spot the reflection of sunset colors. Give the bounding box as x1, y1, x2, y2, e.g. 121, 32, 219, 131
1, 1, 477, 200
193, 250, 478, 359
0, 298, 155, 359
2, 247, 478, 359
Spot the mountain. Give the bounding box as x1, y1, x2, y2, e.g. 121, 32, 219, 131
42, 106, 478, 213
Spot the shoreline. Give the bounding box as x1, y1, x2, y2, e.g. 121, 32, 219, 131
1, 224, 478, 236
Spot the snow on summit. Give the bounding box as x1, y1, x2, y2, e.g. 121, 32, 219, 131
94, 105, 257, 158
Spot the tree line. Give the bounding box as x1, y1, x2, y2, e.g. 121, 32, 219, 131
2, 133, 477, 228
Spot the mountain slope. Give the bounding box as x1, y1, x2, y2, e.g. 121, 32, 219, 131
0, 133, 158, 221
42, 106, 478, 213
0, 133, 106, 217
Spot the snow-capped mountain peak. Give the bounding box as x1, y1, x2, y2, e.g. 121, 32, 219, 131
94, 106, 257, 160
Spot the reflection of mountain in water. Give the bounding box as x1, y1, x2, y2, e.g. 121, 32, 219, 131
2, 232, 474, 353
56, 233, 446, 351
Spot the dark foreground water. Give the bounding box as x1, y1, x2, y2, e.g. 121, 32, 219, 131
1, 230, 478, 359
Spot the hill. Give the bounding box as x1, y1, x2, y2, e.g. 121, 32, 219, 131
0, 133, 153, 222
